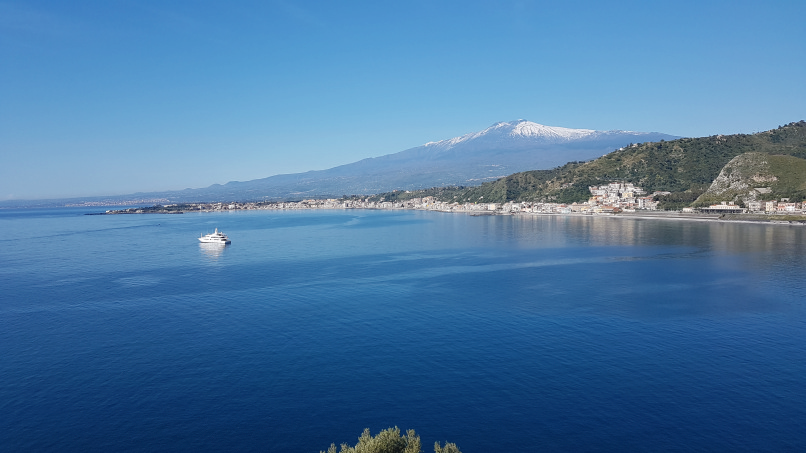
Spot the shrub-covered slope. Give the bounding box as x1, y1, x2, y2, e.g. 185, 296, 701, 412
694, 153, 806, 206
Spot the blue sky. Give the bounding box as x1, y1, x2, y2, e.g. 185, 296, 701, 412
1, 0, 804, 200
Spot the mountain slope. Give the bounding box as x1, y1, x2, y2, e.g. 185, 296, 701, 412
164, 120, 678, 201
424, 121, 806, 207
694, 153, 806, 206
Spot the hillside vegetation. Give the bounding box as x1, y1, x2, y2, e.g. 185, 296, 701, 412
321, 427, 461, 453
694, 153, 806, 206
377, 121, 806, 210
364, 186, 468, 203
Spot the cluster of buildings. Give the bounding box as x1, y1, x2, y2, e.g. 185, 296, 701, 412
69, 198, 169, 207
155, 182, 664, 215
586, 182, 661, 212
700, 199, 805, 214
107, 182, 804, 217
749, 199, 803, 213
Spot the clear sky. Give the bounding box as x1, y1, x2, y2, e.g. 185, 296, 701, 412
2, 0, 804, 200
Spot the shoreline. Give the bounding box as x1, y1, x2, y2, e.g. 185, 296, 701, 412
92, 204, 806, 226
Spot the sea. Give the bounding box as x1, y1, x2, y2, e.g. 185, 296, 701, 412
1, 207, 805, 452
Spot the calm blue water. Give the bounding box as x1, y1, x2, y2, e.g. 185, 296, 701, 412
1, 208, 805, 452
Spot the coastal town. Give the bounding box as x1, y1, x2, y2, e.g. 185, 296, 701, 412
102, 181, 806, 219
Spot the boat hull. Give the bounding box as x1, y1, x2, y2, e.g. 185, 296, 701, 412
199, 228, 231, 244
198, 238, 230, 244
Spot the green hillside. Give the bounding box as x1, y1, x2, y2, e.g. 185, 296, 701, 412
395, 120, 806, 209
364, 185, 468, 203
693, 153, 806, 207
766, 154, 806, 199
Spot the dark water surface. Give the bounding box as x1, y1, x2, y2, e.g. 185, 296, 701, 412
1, 208, 804, 452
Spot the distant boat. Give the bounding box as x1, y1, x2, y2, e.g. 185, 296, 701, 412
199, 228, 231, 244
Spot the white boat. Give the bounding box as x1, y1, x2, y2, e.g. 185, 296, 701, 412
198, 228, 231, 244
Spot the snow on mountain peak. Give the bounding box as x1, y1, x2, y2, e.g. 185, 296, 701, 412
507, 120, 596, 140
423, 120, 599, 149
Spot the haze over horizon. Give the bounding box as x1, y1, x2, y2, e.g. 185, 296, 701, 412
2, 0, 804, 200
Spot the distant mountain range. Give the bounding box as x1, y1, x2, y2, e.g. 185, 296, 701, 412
153, 120, 679, 202
182, 120, 677, 202
385, 120, 806, 210
1, 120, 679, 207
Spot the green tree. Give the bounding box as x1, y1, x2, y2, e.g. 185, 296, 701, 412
434, 441, 462, 453
322, 427, 461, 453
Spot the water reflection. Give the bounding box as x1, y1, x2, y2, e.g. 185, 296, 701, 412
501, 214, 806, 254
199, 242, 228, 260
496, 215, 806, 290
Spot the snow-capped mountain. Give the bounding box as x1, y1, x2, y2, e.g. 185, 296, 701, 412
145, 120, 681, 202
420, 120, 669, 154
424, 120, 598, 148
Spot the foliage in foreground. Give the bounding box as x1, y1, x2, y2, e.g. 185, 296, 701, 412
321, 427, 461, 453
